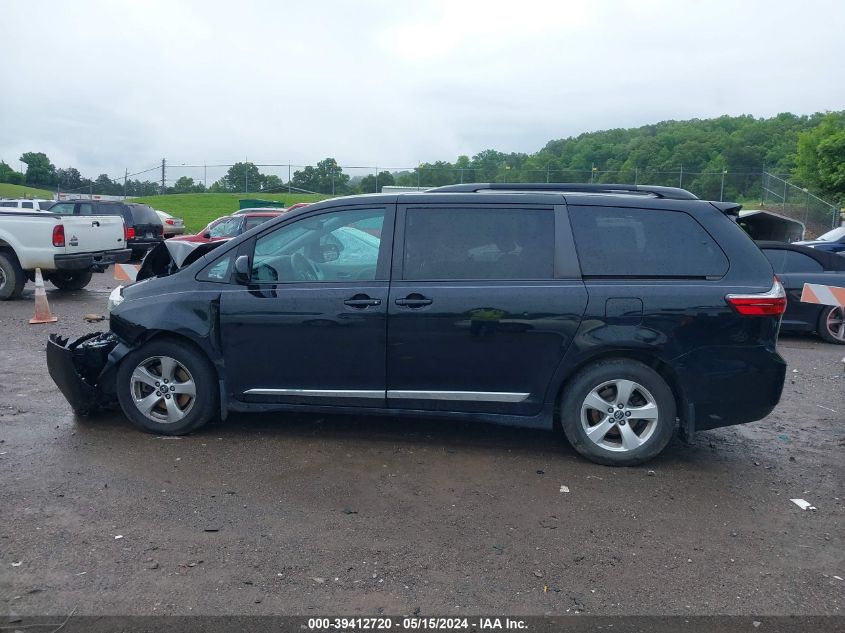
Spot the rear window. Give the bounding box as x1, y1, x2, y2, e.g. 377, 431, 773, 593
126, 204, 161, 224
763, 249, 823, 273
569, 206, 729, 278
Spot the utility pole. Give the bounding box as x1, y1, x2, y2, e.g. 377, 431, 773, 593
245, 159, 249, 194
89, 180, 93, 200
288, 163, 291, 193
375, 166, 379, 193
546, 163, 550, 183
203, 162, 207, 190
123, 168, 128, 200
679, 164, 683, 188
720, 169, 727, 202
634, 166, 638, 185
160, 158, 166, 195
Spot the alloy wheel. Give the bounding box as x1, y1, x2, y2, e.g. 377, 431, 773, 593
129, 355, 197, 423
580, 379, 659, 452
825, 307, 845, 342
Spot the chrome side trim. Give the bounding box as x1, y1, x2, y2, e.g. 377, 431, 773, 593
243, 389, 384, 398
386, 390, 530, 402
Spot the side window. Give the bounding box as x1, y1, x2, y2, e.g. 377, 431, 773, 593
79, 203, 94, 216
244, 216, 274, 232
0, 201, 16, 207
21, 202, 33, 209
199, 254, 233, 282
569, 207, 729, 278
252, 208, 385, 283
50, 203, 75, 215
403, 208, 554, 280
208, 217, 241, 238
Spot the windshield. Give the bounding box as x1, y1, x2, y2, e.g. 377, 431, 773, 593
816, 227, 845, 242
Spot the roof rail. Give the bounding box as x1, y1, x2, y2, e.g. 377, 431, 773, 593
426, 182, 699, 200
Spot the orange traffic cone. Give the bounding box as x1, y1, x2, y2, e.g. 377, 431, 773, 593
29, 268, 58, 324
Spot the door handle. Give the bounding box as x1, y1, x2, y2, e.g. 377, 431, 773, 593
344, 294, 382, 308
91, 220, 100, 227
395, 293, 433, 308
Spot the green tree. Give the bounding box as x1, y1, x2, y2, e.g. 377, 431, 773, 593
19, 152, 57, 186
57, 167, 82, 190
172, 176, 197, 193
291, 158, 349, 194
0, 160, 24, 184
794, 112, 845, 202
217, 162, 263, 193
358, 170, 395, 193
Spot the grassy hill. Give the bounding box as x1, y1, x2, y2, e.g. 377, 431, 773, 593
132, 192, 328, 232
0, 183, 54, 199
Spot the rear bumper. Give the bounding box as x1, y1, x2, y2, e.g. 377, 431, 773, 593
46, 333, 121, 415
54, 249, 131, 272
674, 345, 787, 431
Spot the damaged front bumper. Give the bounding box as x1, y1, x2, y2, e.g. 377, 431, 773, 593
47, 332, 122, 415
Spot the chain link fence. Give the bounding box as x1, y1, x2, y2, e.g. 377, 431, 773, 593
760, 172, 840, 238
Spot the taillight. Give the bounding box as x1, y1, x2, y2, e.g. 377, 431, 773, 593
125, 226, 135, 241
166, 219, 175, 225
726, 277, 787, 316
52, 224, 65, 247
159, 226, 164, 236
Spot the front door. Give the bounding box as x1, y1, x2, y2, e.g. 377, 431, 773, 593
387, 204, 587, 416
219, 205, 394, 407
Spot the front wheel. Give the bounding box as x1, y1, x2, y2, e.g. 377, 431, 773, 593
560, 359, 677, 466
116, 339, 218, 435
50, 271, 93, 291
818, 306, 845, 344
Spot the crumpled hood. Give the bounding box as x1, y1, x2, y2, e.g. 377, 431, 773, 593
136, 239, 230, 281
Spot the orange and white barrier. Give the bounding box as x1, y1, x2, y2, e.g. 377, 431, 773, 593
29, 268, 58, 324
114, 263, 141, 283
801, 283, 845, 308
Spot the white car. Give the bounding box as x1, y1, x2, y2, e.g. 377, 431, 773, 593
154, 210, 185, 237
0, 199, 55, 212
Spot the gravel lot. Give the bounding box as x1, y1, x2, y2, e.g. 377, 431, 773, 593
1, 271, 843, 617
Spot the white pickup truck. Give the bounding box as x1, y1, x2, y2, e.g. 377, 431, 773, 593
0, 210, 130, 299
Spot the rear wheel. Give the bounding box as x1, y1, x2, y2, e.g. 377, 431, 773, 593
560, 359, 677, 466
116, 339, 218, 435
818, 306, 845, 344
50, 271, 93, 291
0, 252, 26, 300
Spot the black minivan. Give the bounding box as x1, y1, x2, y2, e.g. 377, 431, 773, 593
50, 200, 164, 260
47, 184, 787, 466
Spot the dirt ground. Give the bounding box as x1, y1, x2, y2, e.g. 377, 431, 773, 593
0, 271, 843, 618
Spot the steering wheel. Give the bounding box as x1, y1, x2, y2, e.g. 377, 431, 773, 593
291, 252, 319, 281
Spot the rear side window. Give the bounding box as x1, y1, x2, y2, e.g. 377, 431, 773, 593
127, 204, 160, 224
244, 216, 275, 231
21, 202, 33, 209
403, 208, 554, 280
93, 204, 125, 219
50, 203, 75, 215
569, 207, 728, 278
763, 249, 823, 273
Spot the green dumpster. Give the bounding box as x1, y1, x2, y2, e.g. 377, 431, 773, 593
239, 199, 285, 210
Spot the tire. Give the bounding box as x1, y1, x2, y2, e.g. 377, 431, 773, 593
116, 339, 218, 435
0, 252, 26, 300
560, 359, 677, 466
818, 306, 845, 345
50, 271, 93, 291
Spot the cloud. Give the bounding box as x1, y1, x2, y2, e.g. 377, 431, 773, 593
1, 0, 843, 179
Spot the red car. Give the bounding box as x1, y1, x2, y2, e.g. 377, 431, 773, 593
172, 211, 282, 243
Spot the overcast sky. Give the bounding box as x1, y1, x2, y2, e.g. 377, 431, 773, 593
2, 0, 844, 182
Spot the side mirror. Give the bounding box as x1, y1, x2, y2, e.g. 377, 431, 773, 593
234, 255, 250, 284
202, 232, 212, 239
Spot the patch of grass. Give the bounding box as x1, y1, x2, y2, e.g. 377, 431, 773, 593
131, 192, 329, 232
0, 183, 54, 199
